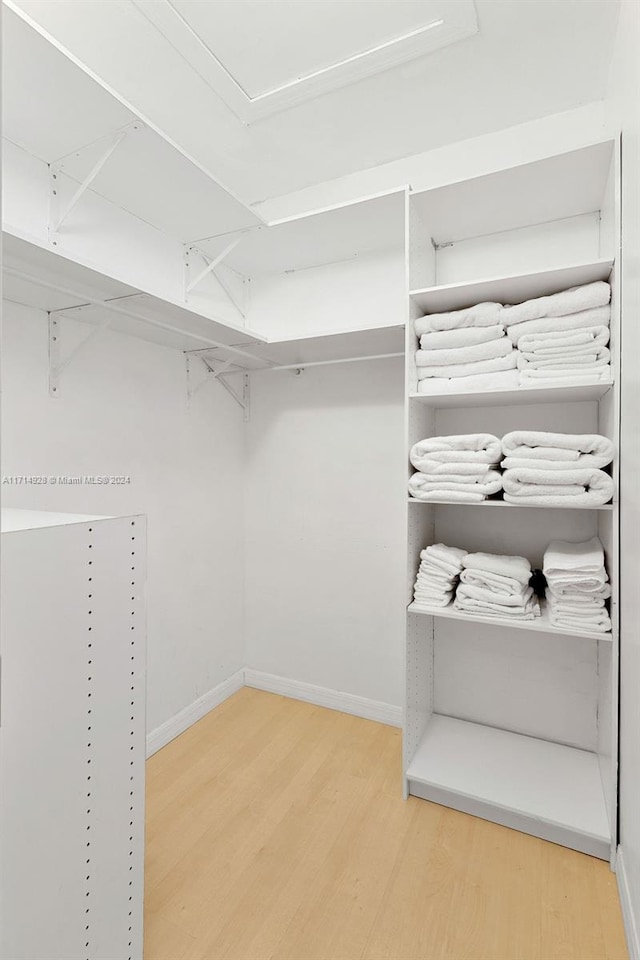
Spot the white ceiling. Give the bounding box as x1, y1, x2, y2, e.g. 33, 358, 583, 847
172, 0, 452, 98
134, 0, 477, 121
3, 0, 621, 214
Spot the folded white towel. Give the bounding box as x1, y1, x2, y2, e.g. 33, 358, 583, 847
548, 608, 612, 633
416, 460, 499, 477
410, 434, 502, 469
518, 367, 612, 383
462, 552, 532, 585
419, 326, 505, 350
417, 369, 519, 394
502, 454, 613, 470
411, 471, 501, 486
457, 582, 534, 607
413, 594, 452, 608
501, 432, 615, 464
416, 353, 517, 380
460, 567, 530, 596
517, 348, 610, 370
506, 306, 611, 345
415, 338, 512, 368
502, 468, 614, 505
415, 302, 503, 335
518, 326, 610, 354
500, 281, 610, 327
454, 593, 540, 620
421, 542, 468, 563
408, 472, 503, 501
546, 583, 611, 603
409, 488, 489, 503
543, 537, 605, 576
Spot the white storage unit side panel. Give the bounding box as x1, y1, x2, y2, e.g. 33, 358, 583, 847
0, 515, 146, 960
596, 141, 622, 857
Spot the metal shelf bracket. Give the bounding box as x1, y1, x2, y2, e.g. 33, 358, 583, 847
49, 121, 144, 243
184, 241, 247, 319
49, 311, 112, 397
185, 354, 250, 421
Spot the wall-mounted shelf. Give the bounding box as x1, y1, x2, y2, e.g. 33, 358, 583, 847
406, 715, 610, 860
407, 497, 614, 511
408, 600, 612, 642
409, 258, 614, 313
409, 380, 613, 408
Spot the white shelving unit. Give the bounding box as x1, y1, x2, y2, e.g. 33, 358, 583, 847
403, 138, 621, 863
0, 509, 146, 960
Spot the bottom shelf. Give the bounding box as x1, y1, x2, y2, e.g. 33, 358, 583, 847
406, 715, 610, 860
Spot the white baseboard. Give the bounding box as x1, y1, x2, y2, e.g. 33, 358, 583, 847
146, 669, 245, 757
617, 846, 640, 960
243, 668, 402, 727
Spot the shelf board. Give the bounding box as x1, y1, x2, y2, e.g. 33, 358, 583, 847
407, 497, 614, 511
407, 599, 612, 642
406, 715, 610, 859
409, 259, 613, 313
409, 379, 613, 408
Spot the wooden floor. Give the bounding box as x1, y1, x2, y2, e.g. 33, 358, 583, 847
145, 688, 628, 960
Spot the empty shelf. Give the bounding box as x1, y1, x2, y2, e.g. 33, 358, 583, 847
406, 715, 610, 859
407, 599, 612, 642
407, 497, 614, 511
409, 380, 613, 407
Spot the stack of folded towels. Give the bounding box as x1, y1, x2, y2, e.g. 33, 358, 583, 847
413, 543, 468, 607
543, 537, 612, 633
415, 302, 517, 395
501, 430, 615, 506
408, 434, 503, 503
501, 281, 611, 385
454, 551, 540, 620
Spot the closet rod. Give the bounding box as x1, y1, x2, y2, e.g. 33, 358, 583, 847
222, 351, 404, 373
4, 267, 273, 366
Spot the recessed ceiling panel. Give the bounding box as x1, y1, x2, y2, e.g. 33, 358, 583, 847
170, 0, 447, 98
135, 0, 477, 121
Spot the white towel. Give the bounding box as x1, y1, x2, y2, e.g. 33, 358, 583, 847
501, 432, 615, 464
548, 608, 612, 633
517, 348, 610, 370
543, 537, 605, 576
416, 353, 517, 380
502, 468, 614, 505
518, 367, 612, 383
454, 592, 540, 620
546, 583, 611, 603
502, 454, 613, 471
462, 552, 532, 585
410, 434, 502, 468
409, 488, 489, 503
417, 369, 519, 394
419, 326, 505, 350
413, 594, 452, 608
457, 582, 535, 608
408, 472, 503, 501
415, 338, 512, 367
410, 470, 501, 485
460, 567, 530, 596
518, 326, 610, 354
506, 306, 611, 345
416, 460, 499, 477
500, 281, 610, 327
420, 543, 467, 574
415, 302, 503, 335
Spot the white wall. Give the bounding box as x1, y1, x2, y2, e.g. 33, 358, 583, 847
0, 300, 246, 733
243, 357, 406, 710
608, 1, 640, 954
